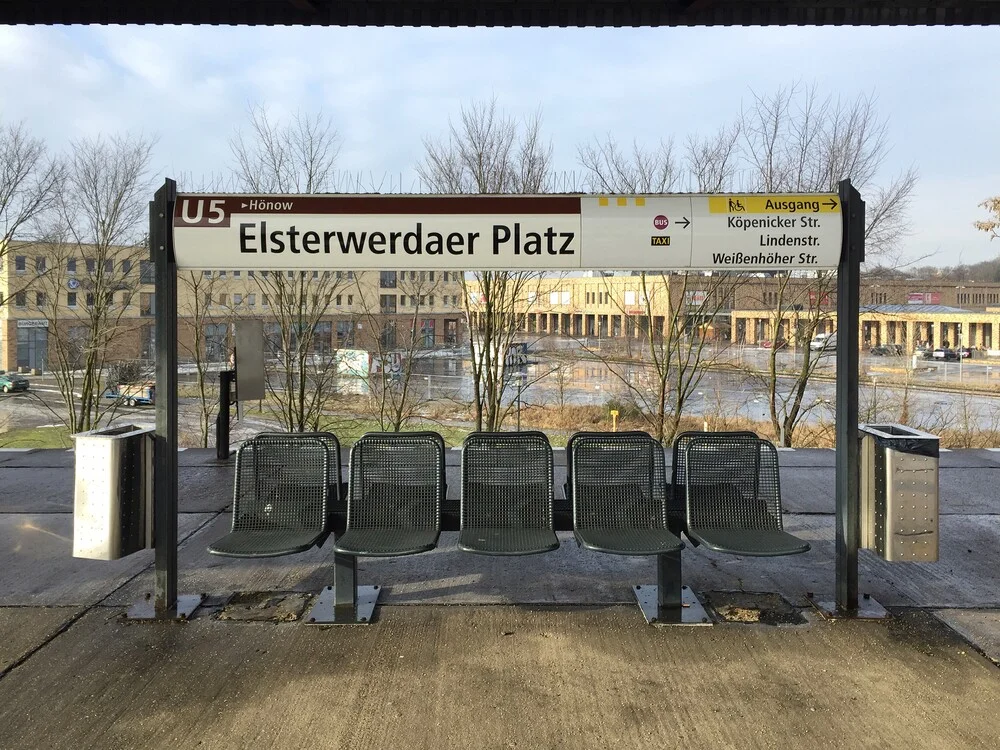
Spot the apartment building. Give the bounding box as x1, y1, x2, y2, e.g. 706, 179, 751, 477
0, 242, 467, 373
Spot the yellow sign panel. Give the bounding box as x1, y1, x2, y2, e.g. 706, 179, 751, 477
708, 195, 840, 214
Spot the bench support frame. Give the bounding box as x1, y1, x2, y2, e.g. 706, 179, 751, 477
305, 553, 380, 624
633, 550, 712, 625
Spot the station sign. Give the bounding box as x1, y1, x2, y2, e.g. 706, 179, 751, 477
172, 193, 842, 271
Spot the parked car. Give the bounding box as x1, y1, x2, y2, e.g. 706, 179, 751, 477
761, 339, 788, 350
0, 373, 29, 393
870, 344, 903, 356
957, 346, 973, 359
923, 348, 959, 361
809, 332, 837, 352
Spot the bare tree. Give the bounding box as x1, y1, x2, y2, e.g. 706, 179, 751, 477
39, 133, 156, 431
735, 84, 917, 445
229, 104, 340, 193
0, 119, 63, 253
178, 270, 222, 447
580, 272, 735, 443
738, 84, 917, 261
578, 136, 679, 193
229, 105, 345, 432
249, 269, 346, 432
417, 98, 553, 431
353, 271, 445, 431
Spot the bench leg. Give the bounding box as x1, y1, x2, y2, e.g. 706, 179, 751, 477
632, 551, 711, 625
304, 552, 381, 624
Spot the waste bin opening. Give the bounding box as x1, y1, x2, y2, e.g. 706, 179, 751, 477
865, 425, 921, 437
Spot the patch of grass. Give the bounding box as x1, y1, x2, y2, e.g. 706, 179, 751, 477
0, 426, 74, 449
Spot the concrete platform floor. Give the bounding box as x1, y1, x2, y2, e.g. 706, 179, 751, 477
0, 606, 997, 749
0, 448, 997, 749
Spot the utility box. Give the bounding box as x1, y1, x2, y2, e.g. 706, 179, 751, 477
73, 424, 155, 560
859, 424, 939, 562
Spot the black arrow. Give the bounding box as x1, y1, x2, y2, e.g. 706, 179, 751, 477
823, 199, 838, 210
678, 216, 691, 229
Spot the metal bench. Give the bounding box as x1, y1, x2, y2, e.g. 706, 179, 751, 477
208, 432, 340, 558
307, 432, 447, 624
569, 431, 699, 623
670, 430, 757, 540
684, 435, 810, 556
459, 431, 559, 556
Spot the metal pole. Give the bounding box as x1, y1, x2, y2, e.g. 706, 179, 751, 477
129, 178, 201, 621
216, 370, 234, 460
835, 179, 864, 614
153, 179, 178, 615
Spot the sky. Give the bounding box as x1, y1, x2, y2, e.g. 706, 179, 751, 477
0, 23, 998, 266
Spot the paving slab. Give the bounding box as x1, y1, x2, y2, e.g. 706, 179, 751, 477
0, 468, 75, 513
177, 466, 235, 513
779, 467, 835, 513
0, 514, 214, 606
0, 607, 997, 750
0, 606, 83, 673
934, 609, 1000, 664
0, 450, 74, 469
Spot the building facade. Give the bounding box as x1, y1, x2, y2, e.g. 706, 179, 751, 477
0, 242, 468, 373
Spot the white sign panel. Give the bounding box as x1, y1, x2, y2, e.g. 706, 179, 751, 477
173, 193, 842, 271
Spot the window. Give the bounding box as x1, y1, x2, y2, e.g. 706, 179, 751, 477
248, 270, 255, 278
261, 270, 269, 278
443, 272, 449, 282
140, 293, 155, 316
218, 270, 227, 278
67, 292, 77, 307
36, 257, 46, 273
429, 295, 435, 306
104, 259, 113, 274
429, 271, 435, 282
121, 259, 131, 274
335, 295, 342, 306
204, 292, 212, 307
203, 270, 211, 278
86, 292, 95, 307
15, 256, 26, 273
139, 260, 153, 283
35, 291, 46, 307
122, 292, 132, 307
233, 293, 243, 306
380, 271, 397, 288
247, 294, 255, 306
312, 270, 319, 279
262, 294, 269, 307
419, 295, 426, 306
287, 271, 294, 278
218, 293, 227, 306
67, 258, 77, 274
347, 271, 354, 280
624, 291, 636, 306
400, 295, 407, 307
15, 292, 26, 307
86, 259, 96, 274
233, 270, 241, 277
347, 294, 353, 305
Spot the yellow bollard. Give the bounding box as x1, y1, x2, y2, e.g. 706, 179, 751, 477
610, 409, 619, 432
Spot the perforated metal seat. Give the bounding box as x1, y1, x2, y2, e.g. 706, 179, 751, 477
208, 432, 339, 558
334, 432, 444, 557
565, 430, 651, 501
684, 435, 809, 557
569, 432, 682, 555
670, 430, 757, 540
460, 431, 559, 556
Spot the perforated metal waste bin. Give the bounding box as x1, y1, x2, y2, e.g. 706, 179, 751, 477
73, 424, 154, 560
859, 424, 939, 562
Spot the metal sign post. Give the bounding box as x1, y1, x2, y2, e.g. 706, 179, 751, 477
128, 178, 202, 621
825, 179, 878, 617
